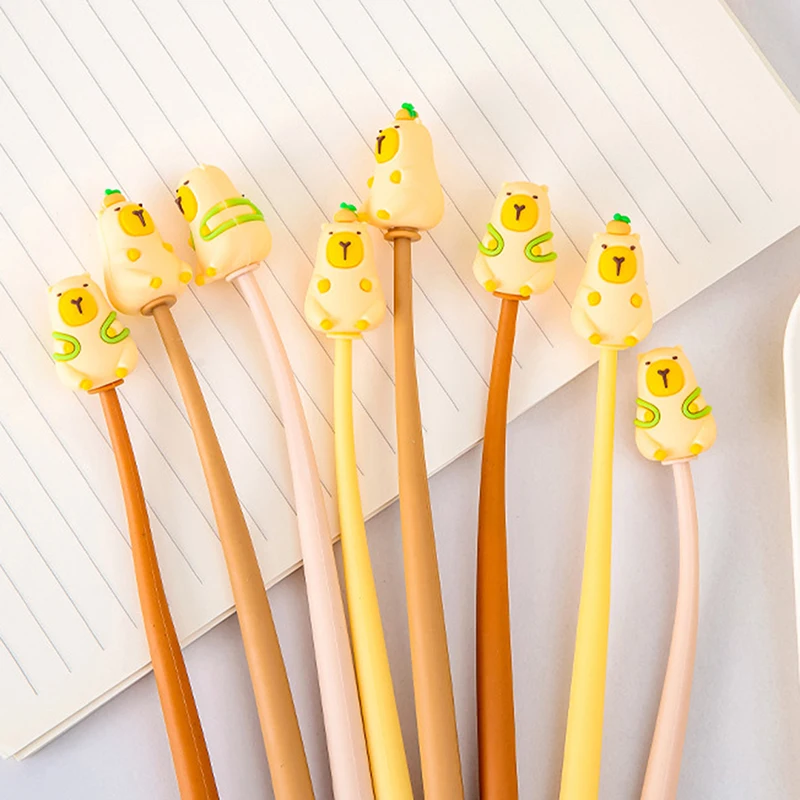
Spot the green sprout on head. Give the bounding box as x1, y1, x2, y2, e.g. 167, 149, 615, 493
340, 202, 357, 213
105, 188, 122, 196
401, 102, 418, 118
613, 213, 631, 224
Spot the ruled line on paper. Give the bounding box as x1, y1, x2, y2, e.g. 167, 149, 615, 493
535, 0, 709, 245
582, 0, 742, 223
488, 0, 676, 262
627, 0, 772, 201
0, 561, 72, 673
396, 0, 596, 260
0, 486, 107, 651
0, 416, 138, 628
444, 0, 606, 225
0, 631, 38, 696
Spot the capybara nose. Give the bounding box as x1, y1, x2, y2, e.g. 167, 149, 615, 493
70, 296, 84, 314
376, 134, 385, 154
132, 208, 147, 226
175, 196, 184, 214
613, 255, 625, 275
339, 240, 351, 260
657, 368, 670, 388
514, 203, 526, 221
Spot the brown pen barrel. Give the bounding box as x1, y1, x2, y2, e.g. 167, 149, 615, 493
147, 302, 314, 800
97, 384, 218, 800
387, 229, 464, 799
476, 296, 520, 799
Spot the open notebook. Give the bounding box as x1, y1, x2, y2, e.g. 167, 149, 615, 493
0, 0, 799, 759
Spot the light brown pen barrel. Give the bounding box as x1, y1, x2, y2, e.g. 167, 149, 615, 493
148, 302, 314, 800
386, 229, 464, 799
476, 296, 519, 799
97, 383, 218, 800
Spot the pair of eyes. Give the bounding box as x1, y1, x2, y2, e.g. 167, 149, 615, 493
602, 244, 636, 250
506, 191, 538, 199
111, 204, 144, 212
644, 356, 679, 366
377, 125, 401, 134
328, 231, 362, 235
55, 282, 89, 297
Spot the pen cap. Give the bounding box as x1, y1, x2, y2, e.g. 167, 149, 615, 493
98, 189, 194, 315
304, 204, 386, 337
570, 214, 653, 349
359, 103, 445, 231
634, 346, 717, 463
48, 273, 138, 392
473, 181, 557, 298
175, 164, 272, 284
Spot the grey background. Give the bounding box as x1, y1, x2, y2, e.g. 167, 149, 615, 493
2, 1, 800, 797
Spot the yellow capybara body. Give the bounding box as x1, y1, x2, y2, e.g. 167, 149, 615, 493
634, 346, 716, 463
473, 181, 557, 298
305, 205, 386, 336
175, 164, 272, 284
359, 103, 444, 231
571, 214, 653, 349
98, 189, 193, 315
48, 274, 138, 391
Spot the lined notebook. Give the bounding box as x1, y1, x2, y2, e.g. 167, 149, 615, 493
1, 0, 799, 759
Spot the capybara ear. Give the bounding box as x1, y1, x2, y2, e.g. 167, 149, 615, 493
540, 185, 549, 193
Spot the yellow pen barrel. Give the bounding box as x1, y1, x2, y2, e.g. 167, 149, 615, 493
560, 347, 618, 800
333, 337, 413, 799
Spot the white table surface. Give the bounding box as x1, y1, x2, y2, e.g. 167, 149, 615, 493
2, 1, 800, 797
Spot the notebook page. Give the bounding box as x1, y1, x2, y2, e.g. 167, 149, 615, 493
0, 0, 798, 757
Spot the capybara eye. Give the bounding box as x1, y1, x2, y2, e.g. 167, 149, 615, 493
83, 283, 88, 288
601, 244, 608, 249
506, 192, 511, 196
672, 355, 678, 360
645, 361, 650, 365
630, 245, 636, 250
533, 195, 538, 200
356, 231, 362, 235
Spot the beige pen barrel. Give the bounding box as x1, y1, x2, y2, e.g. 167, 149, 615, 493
388, 229, 464, 798
148, 302, 314, 799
